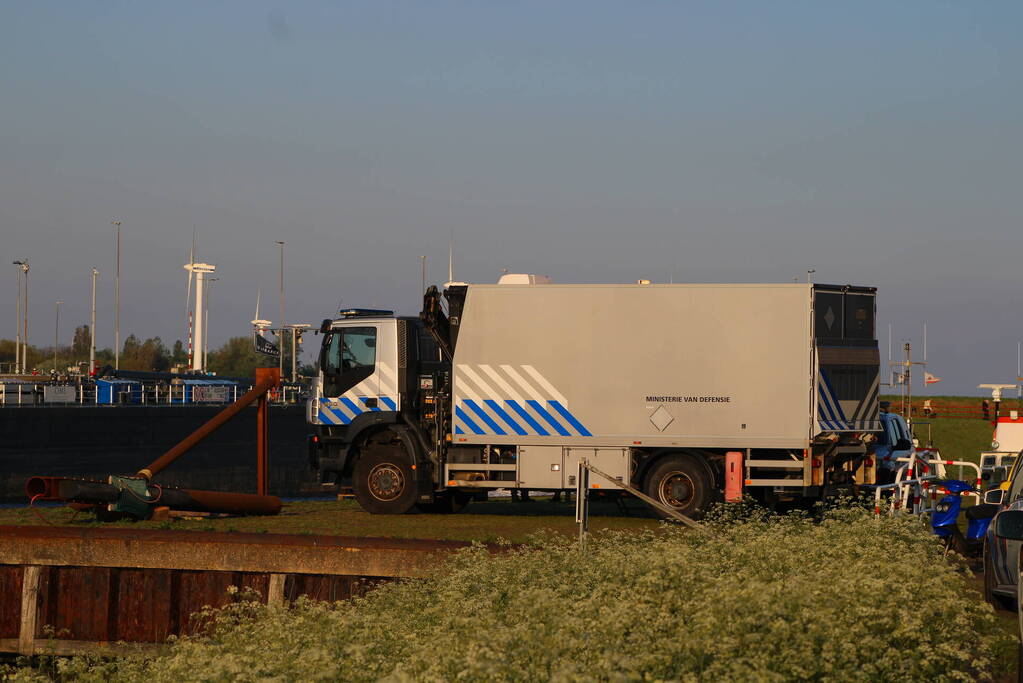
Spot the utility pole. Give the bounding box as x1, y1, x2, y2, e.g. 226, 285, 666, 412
276, 240, 285, 377
112, 220, 122, 370
12, 260, 24, 373
286, 324, 310, 382
54, 300, 63, 374
420, 255, 426, 294
22, 260, 28, 373
90, 268, 98, 375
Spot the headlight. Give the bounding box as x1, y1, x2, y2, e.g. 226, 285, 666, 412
935, 502, 950, 513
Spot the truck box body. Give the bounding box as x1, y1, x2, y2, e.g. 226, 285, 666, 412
451, 283, 877, 450
307, 280, 880, 516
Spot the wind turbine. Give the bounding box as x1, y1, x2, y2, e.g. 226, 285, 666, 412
184, 228, 196, 368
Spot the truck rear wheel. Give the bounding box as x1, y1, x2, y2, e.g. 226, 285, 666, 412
643, 455, 712, 520
353, 445, 418, 515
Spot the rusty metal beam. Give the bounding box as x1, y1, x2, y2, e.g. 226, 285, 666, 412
256, 367, 272, 496
138, 367, 281, 481
0, 526, 499, 578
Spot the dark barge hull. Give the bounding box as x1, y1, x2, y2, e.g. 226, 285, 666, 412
0, 405, 317, 501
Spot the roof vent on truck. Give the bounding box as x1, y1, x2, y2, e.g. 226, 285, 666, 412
497, 273, 553, 285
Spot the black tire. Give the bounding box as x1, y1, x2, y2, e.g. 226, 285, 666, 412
416, 490, 471, 514
643, 454, 713, 520
352, 438, 418, 515
983, 540, 1011, 611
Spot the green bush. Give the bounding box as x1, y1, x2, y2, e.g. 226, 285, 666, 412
29, 507, 1016, 681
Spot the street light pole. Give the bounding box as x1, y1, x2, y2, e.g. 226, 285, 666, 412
90, 268, 98, 375
54, 300, 63, 374
112, 220, 122, 370
275, 240, 285, 377
22, 261, 28, 373
12, 261, 23, 373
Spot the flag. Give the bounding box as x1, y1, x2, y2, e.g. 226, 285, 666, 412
924, 372, 941, 384
254, 331, 280, 358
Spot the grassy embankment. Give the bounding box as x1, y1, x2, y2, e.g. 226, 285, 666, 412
4, 505, 1012, 682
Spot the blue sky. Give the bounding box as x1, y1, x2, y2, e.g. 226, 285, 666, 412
2, 1, 1021, 393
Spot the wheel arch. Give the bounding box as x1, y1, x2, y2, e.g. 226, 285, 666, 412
634, 448, 721, 492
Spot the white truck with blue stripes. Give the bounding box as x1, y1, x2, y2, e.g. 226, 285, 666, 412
307, 279, 881, 516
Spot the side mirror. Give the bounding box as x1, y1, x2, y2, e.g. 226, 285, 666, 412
984, 488, 1005, 506
994, 509, 1023, 540
319, 319, 332, 334
894, 438, 912, 451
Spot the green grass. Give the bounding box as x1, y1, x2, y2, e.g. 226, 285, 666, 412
0, 496, 660, 543
23, 505, 1013, 682
909, 417, 994, 466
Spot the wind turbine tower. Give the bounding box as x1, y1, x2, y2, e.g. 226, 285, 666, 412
183, 261, 216, 372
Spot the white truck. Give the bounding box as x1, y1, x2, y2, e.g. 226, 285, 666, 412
307, 279, 881, 516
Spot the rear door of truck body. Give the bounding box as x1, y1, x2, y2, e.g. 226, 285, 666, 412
812, 286, 880, 436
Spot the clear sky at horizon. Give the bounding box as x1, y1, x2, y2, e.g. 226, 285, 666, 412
2, 1, 1021, 394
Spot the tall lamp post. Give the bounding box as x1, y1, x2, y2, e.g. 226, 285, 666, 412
12, 260, 24, 373
112, 220, 122, 370
54, 300, 63, 374
275, 240, 285, 377
90, 268, 99, 375
12, 260, 29, 373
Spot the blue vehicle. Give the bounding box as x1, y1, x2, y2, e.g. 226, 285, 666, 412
931, 479, 996, 557
875, 408, 914, 483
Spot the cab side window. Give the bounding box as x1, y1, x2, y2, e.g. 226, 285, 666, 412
323, 327, 376, 396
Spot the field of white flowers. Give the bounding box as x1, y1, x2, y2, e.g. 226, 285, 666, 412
10, 504, 1013, 682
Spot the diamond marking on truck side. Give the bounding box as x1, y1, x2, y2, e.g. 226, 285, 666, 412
650, 405, 674, 432
824, 307, 836, 330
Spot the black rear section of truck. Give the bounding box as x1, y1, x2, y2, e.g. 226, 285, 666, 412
813, 285, 880, 431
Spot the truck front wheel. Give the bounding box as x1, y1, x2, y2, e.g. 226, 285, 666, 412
353, 446, 418, 515
644, 455, 712, 520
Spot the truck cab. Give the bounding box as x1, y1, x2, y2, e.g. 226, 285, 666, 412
307, 309, 451, 512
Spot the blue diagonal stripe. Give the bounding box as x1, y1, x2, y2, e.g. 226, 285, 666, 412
455, 425, 465, 434
817, 383, 840, 425
548, 401, 592, 437
484, 399, 527, 436
465, 399, 506, 435
527, 399, 570, 436
819, 371, 848, 421
505, 400, 548, 437
506, 400, 549, 436
380, 396, 397, 411
340, 397, 363, 416
455, 405, 485, 435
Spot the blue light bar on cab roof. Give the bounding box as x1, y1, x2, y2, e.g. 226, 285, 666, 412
338, 308, 394, 318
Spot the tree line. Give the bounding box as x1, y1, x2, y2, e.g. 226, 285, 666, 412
0, 325, 306, 378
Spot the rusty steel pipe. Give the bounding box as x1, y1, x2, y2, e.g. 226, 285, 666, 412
26, 475, 281, 516
137, 367, 280, 481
